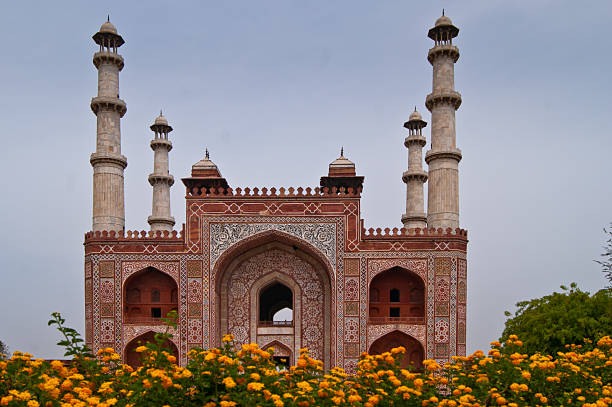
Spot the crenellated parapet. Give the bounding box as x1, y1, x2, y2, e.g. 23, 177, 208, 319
361, 226, 468, 238
185, 186, 362, 198
84, 229, 183, 241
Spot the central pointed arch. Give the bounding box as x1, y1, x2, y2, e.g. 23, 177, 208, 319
213, 231, 334, 367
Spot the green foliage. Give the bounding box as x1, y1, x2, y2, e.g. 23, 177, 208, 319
597, 223, 612, 288
502, 282, 612, 355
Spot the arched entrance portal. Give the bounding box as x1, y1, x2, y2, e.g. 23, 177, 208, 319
217, 241, 331, 366
123, 267, 178, 324
369, 331, 424, 370
124, 331, 178, 367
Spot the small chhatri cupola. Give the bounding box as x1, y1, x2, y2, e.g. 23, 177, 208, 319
92, 16, 125, 50
182, 149, 230, 195
191, 149, 222, 178
328, 147, 356, 177
320, 148, 364, 193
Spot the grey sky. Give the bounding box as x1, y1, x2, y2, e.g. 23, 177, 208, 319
0, 1, 610, 359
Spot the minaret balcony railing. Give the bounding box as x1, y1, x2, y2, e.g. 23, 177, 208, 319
425, 90, 462, 110
402, 170, 428, 183
427, 44, 460, 64
424, 148, 462, 164
92, 51, 124, 69
148, 174, 175, 186
150, 138, 173, 150
90, 152, 128, 169
404, 135, 427, 148
90, 96, 127, 117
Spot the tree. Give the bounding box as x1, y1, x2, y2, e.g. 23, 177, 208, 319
501, 283, 612, 355
596, 224, 612, 288
0, 340, 8, 359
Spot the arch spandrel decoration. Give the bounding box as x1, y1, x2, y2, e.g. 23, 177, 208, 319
212, 229, 336, 290
367, 324, 426, 349
121, 261, 180, 284
209, 222, 337, 272
368, 259, 427, 283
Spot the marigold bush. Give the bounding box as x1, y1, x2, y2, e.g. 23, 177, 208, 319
1, 315, 611, 406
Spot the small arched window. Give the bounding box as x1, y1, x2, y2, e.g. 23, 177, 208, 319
170, 289, 178, 303
390, 288, 400, 303
259, 283, 293, 325
151, 289, 160, 303
370, 288, 380, 302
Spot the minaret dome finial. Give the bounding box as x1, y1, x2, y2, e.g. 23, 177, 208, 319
107, 14, 110, 22
442, 9, 445, 16
205, 148, 209, 160
340, 146, 344, 157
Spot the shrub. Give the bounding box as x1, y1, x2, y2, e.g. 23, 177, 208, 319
0, 314, 610, 406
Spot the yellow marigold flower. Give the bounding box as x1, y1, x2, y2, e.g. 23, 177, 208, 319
204, 403, 216, 407
135, 346, 147, 353
26, 401, 39, 407
250, 373, 261, 381
220, 402, 237, 407
50, 360, 64, 370
496, 396, 508, 405
1, 396, 13, 406
247, 382, 265, 391
273, 400, 284, 407
222, 377, 236, 389
222, 334, 234, 342
331, 396, 343, 405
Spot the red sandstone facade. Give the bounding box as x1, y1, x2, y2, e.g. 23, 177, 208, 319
84, 15, 468, 371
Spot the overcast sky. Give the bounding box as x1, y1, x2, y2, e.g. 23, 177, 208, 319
0, 1, 610, 359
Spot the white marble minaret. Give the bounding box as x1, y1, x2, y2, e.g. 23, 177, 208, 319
425, 12, 462, 229
401, 109, 428, 229
147, 113, 175, 232
90, 18, 127, 232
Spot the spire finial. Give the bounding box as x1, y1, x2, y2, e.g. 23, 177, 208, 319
414, 106, 417, 112
442, 8, 445, 16
107, 14, 110, 22
340, 146, 344, 157
160, 109, 163, 116
205, 148, 209, 160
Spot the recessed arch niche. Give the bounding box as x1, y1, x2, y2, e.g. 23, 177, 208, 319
124, 331, 178, 367
123, 267, 178, 324
369, 267, 425, 324
369, 330, 424, 370
216, 239, 332, 367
